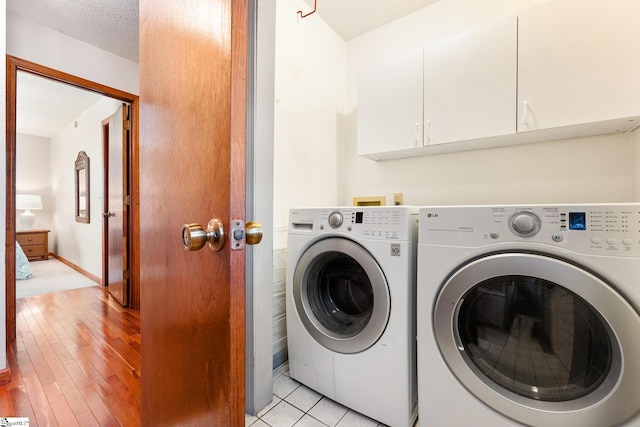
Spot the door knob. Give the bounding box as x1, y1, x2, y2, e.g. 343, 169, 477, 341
230, 220, 263, 250
103, 211, 116, 218
245, 222, 263, 245
182, 218, 225, 252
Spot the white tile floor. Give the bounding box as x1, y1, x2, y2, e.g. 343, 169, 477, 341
245, 363, 419, 427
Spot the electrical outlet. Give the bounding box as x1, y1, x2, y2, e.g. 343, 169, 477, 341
393, 193, 403, 206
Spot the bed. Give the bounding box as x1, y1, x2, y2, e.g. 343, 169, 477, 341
16, 240, 33, 280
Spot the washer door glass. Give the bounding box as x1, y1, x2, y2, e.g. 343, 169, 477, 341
434, 253, 640, 426
457, 275, 612, 402
293, 238, 390, 354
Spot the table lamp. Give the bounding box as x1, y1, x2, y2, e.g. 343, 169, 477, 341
16, 194, 42, 230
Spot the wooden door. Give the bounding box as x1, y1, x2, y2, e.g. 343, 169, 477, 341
139, 0, 247, 426
104, 104, 129, 306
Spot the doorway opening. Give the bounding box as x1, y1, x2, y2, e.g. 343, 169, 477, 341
5, 55, 140, 343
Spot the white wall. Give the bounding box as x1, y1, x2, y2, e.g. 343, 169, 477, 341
16, 134, 53, 233
634, 129, 640, 202
273, 0, 638, 231
2, 10, 139, 372
342, 133, 634, 206
342, 0, 638, 206
50, 98, 121, 277
273, 0, 348, 248
6, 12, 139, 95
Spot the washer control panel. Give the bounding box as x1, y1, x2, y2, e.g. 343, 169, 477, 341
289, 207, 418, 241
419, 204, 640, 257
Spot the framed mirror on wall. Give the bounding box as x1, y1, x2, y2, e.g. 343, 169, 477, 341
75, 151, 90, 223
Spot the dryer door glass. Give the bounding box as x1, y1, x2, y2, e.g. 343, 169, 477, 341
457, 275, 612, 402
433, 252, 640, 425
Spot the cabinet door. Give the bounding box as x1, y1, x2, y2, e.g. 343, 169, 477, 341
357, 48, 423, 159
424, 16, 517, 146
518, 0, 640, 132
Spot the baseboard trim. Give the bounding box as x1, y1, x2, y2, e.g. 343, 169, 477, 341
0, 367, 11, 386
49, 253, 102, 285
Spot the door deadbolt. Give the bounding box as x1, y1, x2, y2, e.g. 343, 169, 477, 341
182, 218, 225, 252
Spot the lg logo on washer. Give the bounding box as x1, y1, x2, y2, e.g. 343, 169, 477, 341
390, 243, 401, 256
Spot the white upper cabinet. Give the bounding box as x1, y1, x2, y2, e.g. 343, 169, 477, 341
357, 48, 423, 160
357, 0, 640, 160
424, 16, 517, 146
518, 0, 640, 133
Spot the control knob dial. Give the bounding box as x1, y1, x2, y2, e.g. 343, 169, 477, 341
328, 211, 343, 229
509, 211, 541, 237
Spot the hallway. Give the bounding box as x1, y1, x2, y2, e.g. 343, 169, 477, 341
1, 286, 141, 425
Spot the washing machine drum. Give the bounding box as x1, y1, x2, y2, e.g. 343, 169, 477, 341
293, 237, 390, 354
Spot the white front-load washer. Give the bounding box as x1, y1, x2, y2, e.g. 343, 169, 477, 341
287, 206, 418, 427
417, 204, 640, 427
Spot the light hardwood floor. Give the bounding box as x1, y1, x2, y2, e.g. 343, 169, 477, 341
1, 285, 141, 426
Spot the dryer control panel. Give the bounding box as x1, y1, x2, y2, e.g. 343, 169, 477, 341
290, 206, 418, 241
419, 204, 640, 257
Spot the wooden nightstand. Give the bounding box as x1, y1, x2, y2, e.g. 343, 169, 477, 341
16, 229, 50, 261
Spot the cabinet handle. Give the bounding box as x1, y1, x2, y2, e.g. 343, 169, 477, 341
523, 101, 529, 126
414, 122, 421, 145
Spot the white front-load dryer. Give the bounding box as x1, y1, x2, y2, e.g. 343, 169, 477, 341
287, 206, 418, 427
417, 204, 640, 427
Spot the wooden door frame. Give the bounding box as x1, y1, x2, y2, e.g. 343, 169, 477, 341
5, 55, 140, 347
230, 0, 249, 422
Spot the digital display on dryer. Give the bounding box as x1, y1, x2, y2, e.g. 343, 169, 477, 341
355, 212, 364, 224
569, 212, 586, 230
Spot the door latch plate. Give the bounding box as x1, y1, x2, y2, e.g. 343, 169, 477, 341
231, 219, 245, 250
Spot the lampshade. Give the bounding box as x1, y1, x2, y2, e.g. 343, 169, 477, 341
16, 194, 43, 210
16, 194, 43, 230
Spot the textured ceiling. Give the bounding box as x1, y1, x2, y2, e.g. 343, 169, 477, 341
6, 0, 139, 62
7, 0, 437, 63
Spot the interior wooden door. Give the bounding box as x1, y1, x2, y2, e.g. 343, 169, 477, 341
105, 104, 129, 306
139, 0, 247, 425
